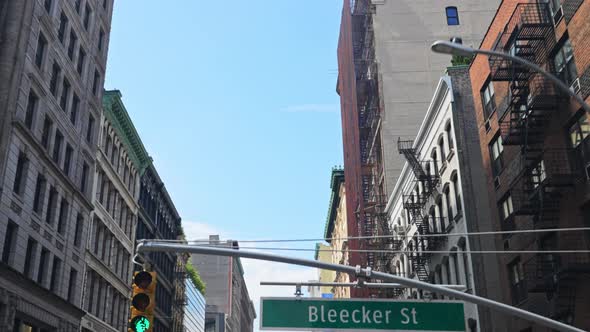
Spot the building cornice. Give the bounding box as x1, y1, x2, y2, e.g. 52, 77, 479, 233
323, 167, 345, 241
102, 90, 152, 175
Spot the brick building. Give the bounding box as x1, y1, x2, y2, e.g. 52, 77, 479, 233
0, 0, 113, 330
469, 0, 590, 330
335, 0, 500, 289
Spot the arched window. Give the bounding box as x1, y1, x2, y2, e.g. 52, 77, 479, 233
436, 196, 446, 230
446, 6, 459, 25
451, 172, 462, 215
445, 121, 454, 151
438, 134, 447, 162
443, 184, 454, 222
431, 148, 439, 174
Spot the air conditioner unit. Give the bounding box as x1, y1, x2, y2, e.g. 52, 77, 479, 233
570, 78, 581, 95
553, 6, 564, 25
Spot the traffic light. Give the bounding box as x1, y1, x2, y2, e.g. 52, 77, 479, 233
129, 271, 156, 332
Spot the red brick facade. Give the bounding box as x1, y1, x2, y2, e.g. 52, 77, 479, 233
469, 0, 590, 330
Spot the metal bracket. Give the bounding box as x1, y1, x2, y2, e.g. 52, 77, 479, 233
294, 284, 303, 299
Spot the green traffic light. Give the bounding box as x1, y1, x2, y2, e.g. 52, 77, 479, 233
131, 315, 150, 332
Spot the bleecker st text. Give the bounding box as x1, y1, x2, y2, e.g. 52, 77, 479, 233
308, 305, 419, 325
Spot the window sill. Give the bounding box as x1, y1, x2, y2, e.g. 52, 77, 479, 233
439, 162, 448, 176
454, 211, 463, 222
445, 222, 454, 233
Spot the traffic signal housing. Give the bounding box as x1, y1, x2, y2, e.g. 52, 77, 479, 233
129, 271, 156, 332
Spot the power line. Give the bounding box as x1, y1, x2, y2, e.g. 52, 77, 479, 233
143, 226, 590, 244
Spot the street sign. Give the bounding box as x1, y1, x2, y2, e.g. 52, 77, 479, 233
260, 298, 466, 331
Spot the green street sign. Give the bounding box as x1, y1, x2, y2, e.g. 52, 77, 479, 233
260, 298, 466, 331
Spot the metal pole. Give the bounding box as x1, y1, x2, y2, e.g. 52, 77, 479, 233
138, 241, 584, 332
431, 40, 590, 114
260, 281, 466, 290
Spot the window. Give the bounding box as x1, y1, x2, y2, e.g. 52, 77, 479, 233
98, 28, 105, 51
451, 173, 462, 214
41, 115, 53, 149
64, 144, 73, 176
569, 113, 590, 148
70, 94, 80, 124
86, 114, 95, 142
438, 135, 447, 163
49, 257, 61, 292
67, 269, 77, 302
44, 0, 52, 13
32, 174, 46, 214
489, 135, 504, 176
45, 186, 57, 224
77, 47, 86, 76
25, 90, 38, 129
75, 0, 82, 13
499, 194, 514, 221
431, 149, 439, 174
92, 70, 100, 96
81, 162, 89, 193
103, 0, 108, 10
548, 0, 563, 21
35, 33, 47, 68
531, 160, 546, 189
13, 151, 29, 195
446, 122, 454, 151
459, 242, 471, 292
444, 185, 454, 222
60, 78, 70, 111
445, 7, 459, 25
554, 39, 578, 86
83, 4, 92, 30
67, 30, 77, 60
23, 238, 37, 278
481, 80, 496, 118
58, 12, 68, 44
49, 62, 60, 97
52, 130, 63, 163
1, 221, 17, 264
508, 258, 527, 304
37, 248, 49, 286
74, 214, 83, 247
57, 198, 69, 234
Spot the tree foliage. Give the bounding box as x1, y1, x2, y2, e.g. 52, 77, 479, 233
451, 54, 473, 66
186, 260, 206, 294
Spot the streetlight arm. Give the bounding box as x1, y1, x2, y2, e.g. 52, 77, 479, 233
431, 40, 590, 114
137, 241, 584, 332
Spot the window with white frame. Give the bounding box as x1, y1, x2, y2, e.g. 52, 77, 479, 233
554, 38, 578, 86
490, 134, 504, 176
499, 194, 514, 221
481, 79, 496, 118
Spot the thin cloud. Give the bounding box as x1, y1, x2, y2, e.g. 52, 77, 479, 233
280, 104, 340, 113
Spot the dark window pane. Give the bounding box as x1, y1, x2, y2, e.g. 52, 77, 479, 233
13, 151, 28, 195
98, 28, 105, 51
57, 198, 69, 234
77, 48, 86, 76
58, 12, 68, 43
23, 238, 37, 278
35, 33, 47, 68
75, 0, 81, 13
49, 257, 61, 292
52, 130, 63, 163
92, 70, 100, 96
49, 62, 60, 97
44, 0, 52, 13
74, 214, 83, 247
37, 248, 49, 286
83, 4, 91, 30
1, 221, 17, 264
64, 144, 73, 176
67, 30, 77, 60
86, 115, 95, 142
45, 186, 57, 224
67, 269, 77, 302
70, 94, 80, 124
25, 90, 38, 129
81, 162, 89, 192
60, 78, 70, 111
33, 174, 46, 214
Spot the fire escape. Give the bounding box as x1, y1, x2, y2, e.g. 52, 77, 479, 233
353, 0, 401, 297
488, 2, 589, 321
397, 139, 445, 282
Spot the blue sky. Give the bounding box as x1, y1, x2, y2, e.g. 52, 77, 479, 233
105, 1, 344, 330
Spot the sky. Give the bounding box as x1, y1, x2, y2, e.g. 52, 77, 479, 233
105, 1, 344, 330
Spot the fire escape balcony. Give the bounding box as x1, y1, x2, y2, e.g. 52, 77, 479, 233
499, 73, 561, 145
414, 217, 449, 252
489, 3, 555, 82
510, 148, 581, 228
523, 252, 590, 319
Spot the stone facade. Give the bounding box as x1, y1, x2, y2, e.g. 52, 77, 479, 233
135, 163, 183, 332
0, 0, 113, 330
80, 90, 149, 332
387, 69, 494, 331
